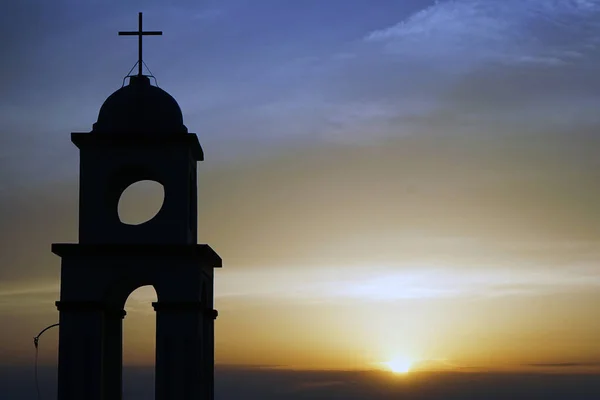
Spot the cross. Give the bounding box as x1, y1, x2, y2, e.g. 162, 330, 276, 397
119, 12, 162, 76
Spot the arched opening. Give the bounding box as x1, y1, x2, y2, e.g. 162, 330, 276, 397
118, 180, 165, 225
123, 285, 157, 399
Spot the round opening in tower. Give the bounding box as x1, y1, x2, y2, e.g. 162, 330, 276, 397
118, 180, 165, 225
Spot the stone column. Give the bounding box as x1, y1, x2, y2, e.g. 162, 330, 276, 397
153, 302, 204, 400
56, 301, 106, 400
103, 308, 126, 400
203, 307, 218, 400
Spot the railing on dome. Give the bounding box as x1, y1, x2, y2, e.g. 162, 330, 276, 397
122, 60, 159, 88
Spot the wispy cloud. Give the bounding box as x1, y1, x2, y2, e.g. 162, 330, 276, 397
215, 257, 600, 303
0, 284, 58, 298
291, 380, 347, 392
0, 284, 59, 312
365, 0, 600, 69
528, 362, 600, 368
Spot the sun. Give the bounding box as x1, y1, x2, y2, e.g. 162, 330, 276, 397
382, 357, 414, 374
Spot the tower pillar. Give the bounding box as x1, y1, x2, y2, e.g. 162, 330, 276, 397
103, 309, 126, 400
203, 307, 218, 399
55, 303, 106, 400
153, 302, 206, 400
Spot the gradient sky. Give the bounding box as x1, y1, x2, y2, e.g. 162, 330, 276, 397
2, 0, 600, 375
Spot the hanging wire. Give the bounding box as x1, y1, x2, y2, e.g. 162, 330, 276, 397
142, 60, 159, 87
122, 61, 140, 87
121, 60, 159, 87
33, 323, 59, 400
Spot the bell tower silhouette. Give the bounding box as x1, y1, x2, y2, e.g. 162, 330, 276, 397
52, 12, 221, 400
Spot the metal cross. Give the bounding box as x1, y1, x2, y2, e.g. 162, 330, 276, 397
118, 12, 162, 76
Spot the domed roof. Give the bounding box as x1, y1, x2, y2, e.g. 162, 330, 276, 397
92, 75, 188, 134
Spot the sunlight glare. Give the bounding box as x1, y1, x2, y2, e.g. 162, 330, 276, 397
382, 357, 414, 374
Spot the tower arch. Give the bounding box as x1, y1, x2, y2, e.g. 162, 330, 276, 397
121, 285, 157, 399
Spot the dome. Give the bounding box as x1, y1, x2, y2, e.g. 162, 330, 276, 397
92, 75, 188, 135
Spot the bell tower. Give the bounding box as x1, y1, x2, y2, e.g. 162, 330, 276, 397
52, 12, 221, 400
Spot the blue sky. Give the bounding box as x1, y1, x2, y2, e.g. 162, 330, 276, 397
3, 0, 597, 179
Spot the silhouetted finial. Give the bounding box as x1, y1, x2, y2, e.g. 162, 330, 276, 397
118, 12, 162, 76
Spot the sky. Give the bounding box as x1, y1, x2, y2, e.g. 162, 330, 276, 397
2, 0, 600, 396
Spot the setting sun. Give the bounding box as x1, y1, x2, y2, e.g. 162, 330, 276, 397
382, 357, 414, 374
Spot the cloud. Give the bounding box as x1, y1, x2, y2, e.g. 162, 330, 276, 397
212, 249, 600, 303
528, 362, 600, 368
291, 380, 347, 391
325, 263, 600, 302
0, 285, 58, 298
0, 284, 59, 314
411, 358, 464, 371
364, 0, 600, 69
226, 0, 600, 149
